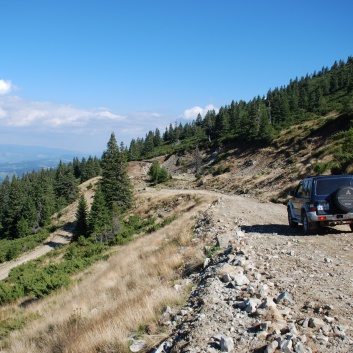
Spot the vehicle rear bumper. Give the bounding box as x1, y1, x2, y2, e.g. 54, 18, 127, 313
308, 211, 353, 225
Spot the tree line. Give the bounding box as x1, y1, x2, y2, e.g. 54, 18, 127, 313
0, 155, 100, 240
128, 57, 353, 160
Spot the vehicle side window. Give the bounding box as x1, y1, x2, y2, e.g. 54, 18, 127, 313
295, 183, 304, 197
303, 180, 311, 197
306, 180, 312, 197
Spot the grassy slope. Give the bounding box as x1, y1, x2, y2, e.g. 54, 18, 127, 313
0, 189, 217, 353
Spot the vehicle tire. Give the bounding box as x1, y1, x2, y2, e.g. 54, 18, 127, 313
302, 213, 311, 235
333, 186, 353, 213
288, 208, 298, 228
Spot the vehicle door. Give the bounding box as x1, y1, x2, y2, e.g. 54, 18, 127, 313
292, 181, 305, 218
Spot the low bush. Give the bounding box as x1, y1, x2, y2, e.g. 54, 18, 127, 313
148, 161, 170, 184
0, 241, 108, 305
212, 165, 231, 176
312, 162, 332, 174
146, 215, 178, 234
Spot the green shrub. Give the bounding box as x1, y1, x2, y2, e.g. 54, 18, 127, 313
212, 164, 231, 176
148, 161, 170, 184
212, 165, 224, 176
146, 215, 177, 234
312, 162, 332, 174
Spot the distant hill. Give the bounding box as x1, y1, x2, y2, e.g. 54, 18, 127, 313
0, 145, 87, 182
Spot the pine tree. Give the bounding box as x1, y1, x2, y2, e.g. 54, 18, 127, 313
79, 157, 87, 182
101, 133, 133, 211
16, 217, 29, 238
195, 113, 203, 126
154, 128, 162, 147
143, 131, 155, 156
73, 157, 81, 179
129, 139, 139, 161
204, 109, 216, 139
87, 185, 110, 235
0, 176, 11, 238
54, 161, 78, 206
4, 176, 25, 238
214, 108, 230, 137
72, 195, 88, 241
33, 169, 56, 227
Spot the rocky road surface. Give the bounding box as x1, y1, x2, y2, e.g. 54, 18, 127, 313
150, 192, 353, 353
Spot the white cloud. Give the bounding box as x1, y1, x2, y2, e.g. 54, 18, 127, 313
182, 104, 219, 120
0, 90, 221, 153
0, 80, 14, 95
0, 96, 126, 129
0, 94, 167, 152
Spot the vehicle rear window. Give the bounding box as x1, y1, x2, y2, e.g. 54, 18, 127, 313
315, 178, 353, 195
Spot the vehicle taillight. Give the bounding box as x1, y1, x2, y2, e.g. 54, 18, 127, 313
318, 216, 326, 221
309, 204, 316, 211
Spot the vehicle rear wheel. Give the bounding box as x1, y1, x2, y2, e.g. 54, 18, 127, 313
288, 208, 298, 228
302, 213, 311, 235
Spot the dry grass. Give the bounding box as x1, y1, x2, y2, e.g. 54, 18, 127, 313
0, 192, 216, 353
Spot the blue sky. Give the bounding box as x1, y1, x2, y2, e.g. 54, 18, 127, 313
1, 0, 352, 155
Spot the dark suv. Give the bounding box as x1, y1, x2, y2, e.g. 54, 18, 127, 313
287, 175, 353, 234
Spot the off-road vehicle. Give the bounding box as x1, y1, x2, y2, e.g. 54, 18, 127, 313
287, 175, 353, 234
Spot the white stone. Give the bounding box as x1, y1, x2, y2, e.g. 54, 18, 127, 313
130, 339, 147, 352
259, 297, 277, 309
316, 334, 329, 342
280, 338, 292, 353
235, 230, 245, 237
256, 283, 269, 298
264, 340, 278, 353
309, 317, 325, 329
276, 291, 295, 306
232, 273, 250, 286
221, 335, 234, 352
294, 341, 305, 353
244, 298, 262, 313
222, 274, 232, 283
